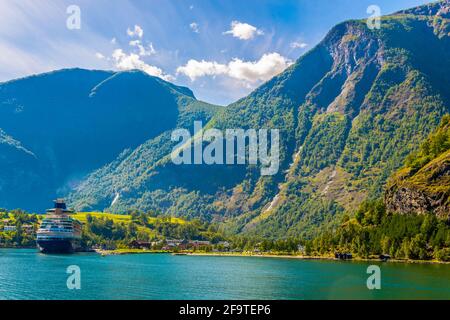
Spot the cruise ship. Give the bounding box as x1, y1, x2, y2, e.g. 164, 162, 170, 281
36, 199, 82, 253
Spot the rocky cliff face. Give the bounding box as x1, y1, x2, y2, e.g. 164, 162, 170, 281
385, 115, 450, 220
385, 154, 449, 219
397, 0, 450, 18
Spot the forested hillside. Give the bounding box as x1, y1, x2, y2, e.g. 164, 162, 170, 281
308, 114, 450, 261
69, 1, 450, 239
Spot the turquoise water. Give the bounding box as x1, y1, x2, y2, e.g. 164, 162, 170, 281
0, 249, 449, 300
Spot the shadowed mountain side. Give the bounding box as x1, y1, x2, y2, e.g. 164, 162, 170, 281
0, 68, 219, 211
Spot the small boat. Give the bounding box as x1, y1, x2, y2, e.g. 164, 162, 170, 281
335, 252, 353, 260
379, 254, 391, 262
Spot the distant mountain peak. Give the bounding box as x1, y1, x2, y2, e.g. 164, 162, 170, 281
1, 68, 196, 101
87, 69, 195, 100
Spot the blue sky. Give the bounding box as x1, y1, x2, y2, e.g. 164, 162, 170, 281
0, 0, 432, 105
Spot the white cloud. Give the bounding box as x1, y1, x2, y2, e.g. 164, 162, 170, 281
129, 40, 140, 46
95, 52, 105, 59
129, 40, 156, 56
127, 25, 144, 38
111, 37, 117, 44
106, 25, 169, 81
176, 60, 228, 80
290, 41, 308, 49
223, 21, 264, 40
112, 49, 173, 81
190, 22, 199, 33
228, 53, 292, 82
177, 52, 292, 83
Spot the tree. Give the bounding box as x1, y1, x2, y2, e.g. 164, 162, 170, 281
420, 214, 437, 239
409, 234, 428, 260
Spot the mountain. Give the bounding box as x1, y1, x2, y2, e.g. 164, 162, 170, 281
0, 69, 219, 211
385, 114, 450, 219
239, 0, 450, 238
67, 1, 450, 238
307, 114, 450, 261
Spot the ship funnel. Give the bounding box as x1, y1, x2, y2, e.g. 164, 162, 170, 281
54, 199, 67, 210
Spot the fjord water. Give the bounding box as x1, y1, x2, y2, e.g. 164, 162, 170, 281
1, 249, 449, 300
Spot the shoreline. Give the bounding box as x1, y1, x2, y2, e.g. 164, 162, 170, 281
92, 249, 450, 264
186, 252, 450, 265
94, 249, 169, 256
1, 247, 448, 265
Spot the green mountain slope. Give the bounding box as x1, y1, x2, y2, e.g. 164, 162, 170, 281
308, 114, 450, 261
0, 69, 219, 211
69, 1, 450, 238
243, 2, 450, 238
385, 114, 450, 219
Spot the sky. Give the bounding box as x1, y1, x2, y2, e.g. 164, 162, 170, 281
0, 0, 433, 106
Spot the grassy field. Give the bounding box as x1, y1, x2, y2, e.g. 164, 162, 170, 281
72, 212, 186, 225
71, 212, 187, 239
73, 212, 132, 223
